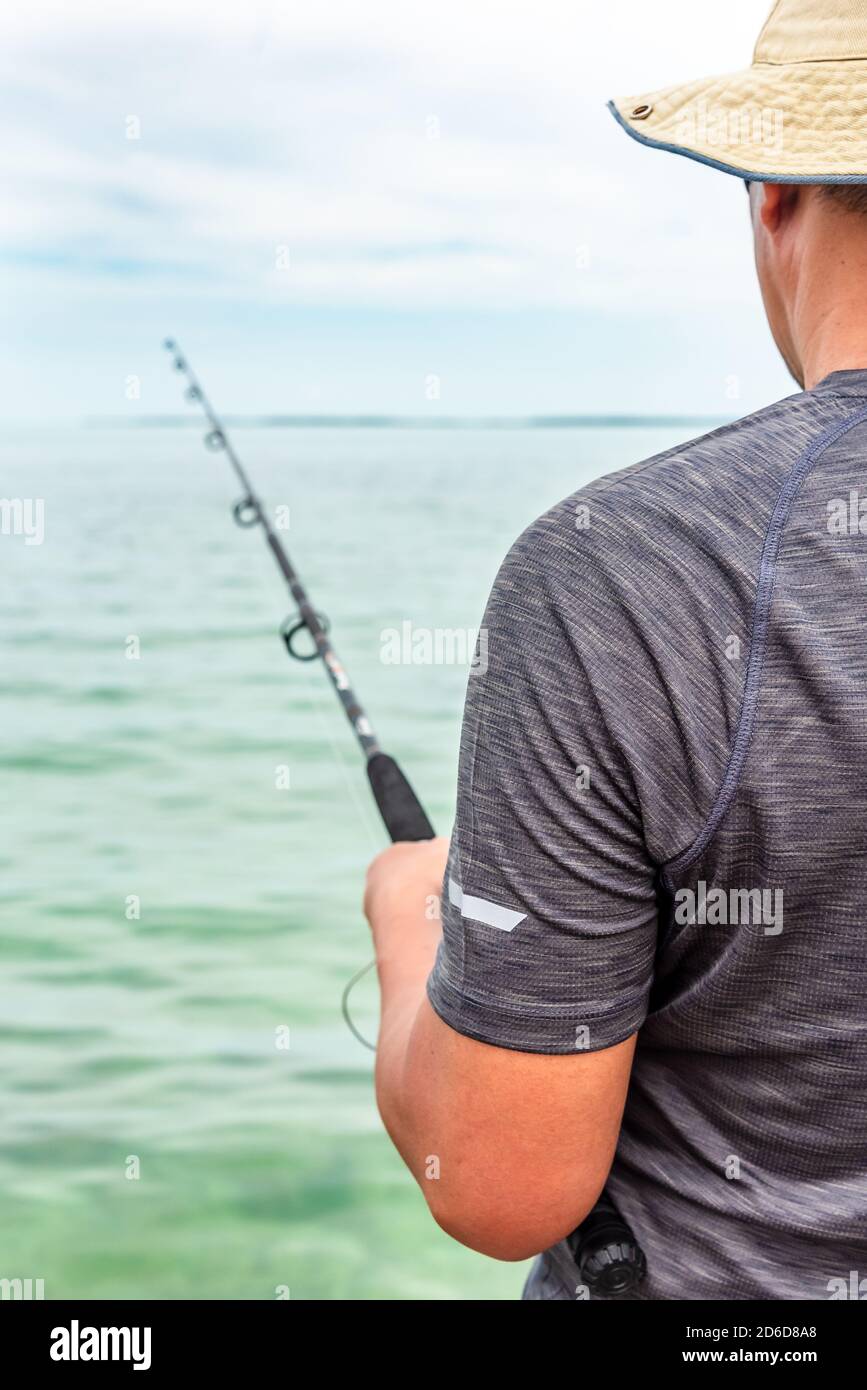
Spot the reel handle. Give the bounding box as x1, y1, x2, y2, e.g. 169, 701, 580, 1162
366, 752, 435, 843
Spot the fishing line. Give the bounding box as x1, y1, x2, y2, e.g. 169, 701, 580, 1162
340, 961, 378, 1052
297, 652, 379, 1049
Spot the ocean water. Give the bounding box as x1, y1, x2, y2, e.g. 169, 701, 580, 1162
0, 421, 709, 1300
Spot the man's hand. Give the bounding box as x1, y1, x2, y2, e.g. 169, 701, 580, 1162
363, 836, 448, 1045
364, 837, 449, 945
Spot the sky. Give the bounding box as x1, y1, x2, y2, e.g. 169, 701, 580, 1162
1, 0, 796, 422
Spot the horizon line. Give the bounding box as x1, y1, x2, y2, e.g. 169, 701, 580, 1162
86, 412, 731, 431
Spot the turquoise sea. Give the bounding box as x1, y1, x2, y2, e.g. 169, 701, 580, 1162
0, 421, 716, 1300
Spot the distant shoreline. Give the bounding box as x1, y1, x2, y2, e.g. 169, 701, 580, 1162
87, 414, 730, 431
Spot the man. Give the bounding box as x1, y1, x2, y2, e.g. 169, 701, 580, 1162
364, 0, 867, 1299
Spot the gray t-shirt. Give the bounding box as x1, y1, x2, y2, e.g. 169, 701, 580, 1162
427, 370, 867, 1300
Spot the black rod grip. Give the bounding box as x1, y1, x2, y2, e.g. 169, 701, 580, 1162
366, 752, 435, 843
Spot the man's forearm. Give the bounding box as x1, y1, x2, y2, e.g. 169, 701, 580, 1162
362, 838, 635, 1259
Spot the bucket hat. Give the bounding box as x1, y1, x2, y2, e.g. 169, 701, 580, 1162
609, 0, 867, 182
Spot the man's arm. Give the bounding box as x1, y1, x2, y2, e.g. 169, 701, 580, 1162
365, 838, 637, 1262
365, 511, 661, 1261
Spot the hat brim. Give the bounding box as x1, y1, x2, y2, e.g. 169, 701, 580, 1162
610, 62, 867, 182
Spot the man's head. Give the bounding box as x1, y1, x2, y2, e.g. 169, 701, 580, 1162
609, 1, 867, 388
748, 183, 867, 390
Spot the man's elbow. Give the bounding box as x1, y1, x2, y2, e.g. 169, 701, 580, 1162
426, 1187, 597, 1263
430, 1206, 544, 1262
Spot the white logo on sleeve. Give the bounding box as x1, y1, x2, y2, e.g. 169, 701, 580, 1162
448, 877, 527, 932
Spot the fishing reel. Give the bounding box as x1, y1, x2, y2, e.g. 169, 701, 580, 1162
568, 1194, 647, 1296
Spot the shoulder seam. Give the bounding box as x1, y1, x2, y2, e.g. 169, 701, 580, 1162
662, 402, 867, 888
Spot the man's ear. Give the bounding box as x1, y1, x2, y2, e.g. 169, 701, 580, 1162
759, 183, 799, 235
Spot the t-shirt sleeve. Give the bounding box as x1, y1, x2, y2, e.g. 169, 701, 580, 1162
426, 508, 661, 1055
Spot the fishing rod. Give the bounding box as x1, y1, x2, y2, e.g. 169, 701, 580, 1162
162, 338, 435, 846
163, 338, 647, 1295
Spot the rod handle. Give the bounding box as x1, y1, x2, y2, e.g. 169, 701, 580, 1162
366, 753, 435, 843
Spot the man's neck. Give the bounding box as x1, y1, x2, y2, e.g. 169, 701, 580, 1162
801, 329, 867, 391
793, 230, 867, 390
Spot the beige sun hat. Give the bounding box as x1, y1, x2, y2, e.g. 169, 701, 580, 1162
609, 0, 867, 182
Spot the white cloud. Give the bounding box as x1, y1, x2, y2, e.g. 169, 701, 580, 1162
1, 1, 791, 417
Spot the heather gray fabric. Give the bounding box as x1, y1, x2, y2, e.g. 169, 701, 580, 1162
427, 371, 867, 1300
